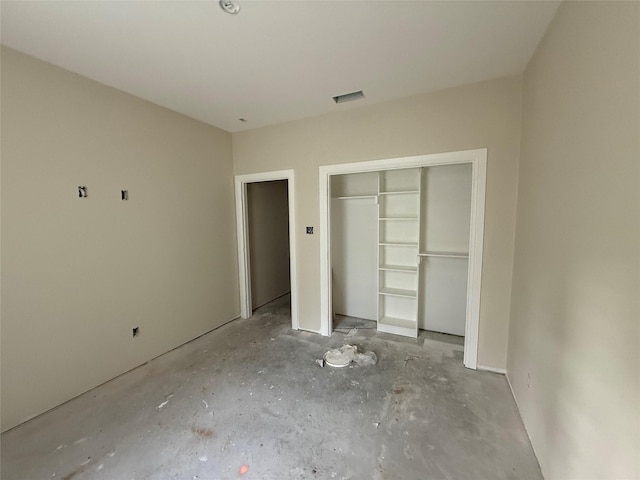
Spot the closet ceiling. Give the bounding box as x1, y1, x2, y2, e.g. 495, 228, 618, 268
0, 1, 560, 132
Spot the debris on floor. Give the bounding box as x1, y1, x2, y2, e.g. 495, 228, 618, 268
324, 345, 356, 367
157, 394, 173, 409
321, 344, 378, 368
354, 350, 378, 366
404, 355, 421, 367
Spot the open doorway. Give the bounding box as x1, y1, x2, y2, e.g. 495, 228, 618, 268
247, 180, 290, 311
235, 170, 298, 329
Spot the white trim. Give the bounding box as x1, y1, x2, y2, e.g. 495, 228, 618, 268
319, 148, 487, 369
234, 170, 299, 330
234, 178, 250, 318
319, 167, 332, 336
299, 327, 324, 335
478, 365, 507, 375
464, 151, 486, 370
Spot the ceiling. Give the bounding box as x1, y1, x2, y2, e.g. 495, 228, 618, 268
0, 1, 560, 133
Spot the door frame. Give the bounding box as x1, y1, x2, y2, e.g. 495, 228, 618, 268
319, 149, 486, 369
235, 170, 298, 330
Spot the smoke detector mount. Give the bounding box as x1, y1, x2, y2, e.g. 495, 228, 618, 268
219, 0, 240, 15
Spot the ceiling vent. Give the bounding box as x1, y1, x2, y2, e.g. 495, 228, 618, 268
332, 90, 365, 104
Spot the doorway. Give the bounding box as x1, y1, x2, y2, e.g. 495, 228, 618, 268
319, 150, 486, 369
247, 180, 290, 311
235, 170, 298, 329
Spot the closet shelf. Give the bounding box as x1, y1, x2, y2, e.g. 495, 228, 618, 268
379, 287, 417, 298
418, 251, 469, 259
379, 316, 416, 328
379, 264, 418, 272
377, 316, 418, 338
379, 242, 418, 247
379, 217, 419, 221
378, 190, 419, 196
334, 194, 377, 200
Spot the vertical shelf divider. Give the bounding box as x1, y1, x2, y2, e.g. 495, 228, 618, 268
376, 168, 422, 338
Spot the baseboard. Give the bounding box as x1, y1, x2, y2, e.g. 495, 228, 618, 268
297, 326, 323, 335
477, 365, 507, 375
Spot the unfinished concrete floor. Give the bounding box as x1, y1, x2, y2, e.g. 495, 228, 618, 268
1, 295, 542, 480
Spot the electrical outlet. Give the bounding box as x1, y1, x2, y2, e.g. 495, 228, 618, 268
306, 226, 314, 234
132, 327, 140, 337
527, 373, 531, 388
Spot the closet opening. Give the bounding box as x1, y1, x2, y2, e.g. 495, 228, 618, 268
235, 170, 299, 330
320, 150, 486, 369
330, 172, 379, 333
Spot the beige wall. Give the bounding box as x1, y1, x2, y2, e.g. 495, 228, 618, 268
0, 47, 240, 431
508, 2, 640, 479
233, 75, 523, 369
247, 180, 290, 308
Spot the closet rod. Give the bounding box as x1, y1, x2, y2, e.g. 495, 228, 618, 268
417, 252, 469, 258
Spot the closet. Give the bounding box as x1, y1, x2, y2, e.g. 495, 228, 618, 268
330, 172, 378, 321
330, 164, 472, 339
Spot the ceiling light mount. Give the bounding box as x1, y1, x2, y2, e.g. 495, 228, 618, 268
219, 0, 240, 15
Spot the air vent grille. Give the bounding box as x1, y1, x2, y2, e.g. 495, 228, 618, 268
333, 90, 365, 104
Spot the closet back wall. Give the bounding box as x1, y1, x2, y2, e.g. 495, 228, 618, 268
233, 75, 523, 370
1, 47, 240, 432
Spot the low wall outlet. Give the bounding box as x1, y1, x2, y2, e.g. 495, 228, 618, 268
306, 226, 314, 234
